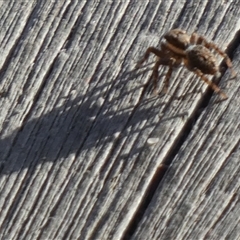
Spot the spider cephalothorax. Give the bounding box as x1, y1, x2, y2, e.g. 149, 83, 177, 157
136, 28, 236, 100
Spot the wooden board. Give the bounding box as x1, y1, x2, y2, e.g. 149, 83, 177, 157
0, 1, 239, 239
132, 47, 240, 239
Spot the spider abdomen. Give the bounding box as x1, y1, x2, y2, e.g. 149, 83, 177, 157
186, 45, 218, 75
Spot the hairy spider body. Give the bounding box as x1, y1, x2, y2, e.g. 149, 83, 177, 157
185, 45, 218, 75
136, 28, 236, 99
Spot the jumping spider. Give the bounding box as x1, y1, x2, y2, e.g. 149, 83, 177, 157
136, 28, 236, 100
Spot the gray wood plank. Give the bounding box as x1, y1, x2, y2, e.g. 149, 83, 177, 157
133, 45, 240, 239
0, 1, 239, 239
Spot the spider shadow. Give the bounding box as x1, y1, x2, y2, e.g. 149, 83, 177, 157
0, 60, 196, 176
107, 62, 171, 102
0, 73, 157, 175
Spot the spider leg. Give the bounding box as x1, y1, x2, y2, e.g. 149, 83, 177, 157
152, 57, 172, 95
152, 59, 161, 95
194, 69, 228, 100
153, 57, 182, 94
189, 32, 198, 44
136, 47, 163, 68
163, 57, 183, 93
163, 62, 174, 93
136, 44, 182, 95
190, 33, 236, 78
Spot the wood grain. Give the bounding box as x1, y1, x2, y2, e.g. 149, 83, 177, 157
0, 1, 239, 239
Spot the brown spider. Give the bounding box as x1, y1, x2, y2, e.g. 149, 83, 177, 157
136, 28, 236, 100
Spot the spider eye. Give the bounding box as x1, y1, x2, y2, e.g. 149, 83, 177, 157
164, 29, 190, 50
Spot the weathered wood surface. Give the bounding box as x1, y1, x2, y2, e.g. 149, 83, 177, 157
0, 1, 239, 239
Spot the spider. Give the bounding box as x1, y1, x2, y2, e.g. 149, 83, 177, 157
136, 28, 236, 100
